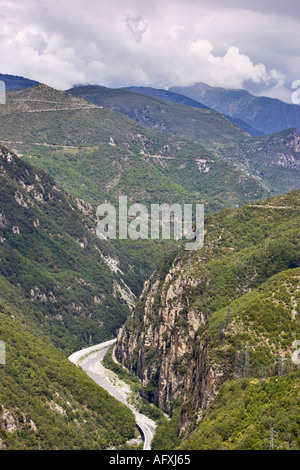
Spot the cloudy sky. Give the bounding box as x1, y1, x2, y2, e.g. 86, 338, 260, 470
0, 0, 299, 102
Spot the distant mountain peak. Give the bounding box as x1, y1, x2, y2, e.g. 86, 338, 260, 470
123, 85, 211, 109
169, 82, 300, 135
0, 73, 40, 90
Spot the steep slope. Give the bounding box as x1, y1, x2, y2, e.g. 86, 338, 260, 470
116, 190, 300, 443
219, 128, 300, 194
170, 82, 300, 135
124, 86, 263, 137
67, 85, 300, 195
0, 145, 132, 353
67, 84, 250, 148
0, 85, 269, 297
0, 302, 135, 450
154, 371, 300, 450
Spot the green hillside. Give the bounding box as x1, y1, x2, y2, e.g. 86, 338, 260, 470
0, 303, 135, 450
68, 85, 300, 195
67, 85, 249, 148
154, 371, 300, 450
0, 145, 133, 353
0, 84, 267, 211
116, 190, 300, 449
0, 144, 137, 450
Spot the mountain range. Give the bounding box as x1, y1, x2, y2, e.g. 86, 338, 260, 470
68, 84, 300, 195
124, 86, 264, 137
170, 82, 300, 136
0, 73, 299, 451
0, 73, 40, 91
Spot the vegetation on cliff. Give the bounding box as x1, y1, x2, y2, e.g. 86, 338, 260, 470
0, 305, 135, 450
116, 190, 300, 449
0, 145, 132, 353
153, 371, 300, 450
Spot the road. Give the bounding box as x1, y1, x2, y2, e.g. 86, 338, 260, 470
69, 340, 156, 450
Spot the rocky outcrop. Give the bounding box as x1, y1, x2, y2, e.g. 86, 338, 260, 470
0, 405, 38, 435
116, 190, 300, 432
116, 255, 222, 424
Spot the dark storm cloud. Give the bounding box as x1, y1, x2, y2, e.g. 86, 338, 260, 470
0, 0, 298, 101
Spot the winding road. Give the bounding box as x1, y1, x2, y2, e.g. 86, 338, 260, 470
69, 340, 156, 450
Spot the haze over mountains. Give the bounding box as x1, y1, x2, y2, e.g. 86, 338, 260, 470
170, 82, 300, 136
0, 73, 299, 451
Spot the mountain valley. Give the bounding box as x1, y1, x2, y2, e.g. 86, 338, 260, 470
0, 74, 299, 451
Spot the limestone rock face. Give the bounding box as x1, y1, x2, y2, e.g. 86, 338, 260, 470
0, 405, 38, 435
116, 256, 221, 422
116, 190, 300, 431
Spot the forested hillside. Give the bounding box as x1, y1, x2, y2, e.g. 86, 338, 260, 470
0, 145, 132, 353
116, 190, 300, 449
0, 304, 135, 450
0, 84, 269, 297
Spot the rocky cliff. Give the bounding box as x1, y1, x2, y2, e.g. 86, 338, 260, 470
116, 190, 300, 432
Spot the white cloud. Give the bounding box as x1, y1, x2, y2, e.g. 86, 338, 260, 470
184, 41, 285, 89
0, 0, 298, 101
